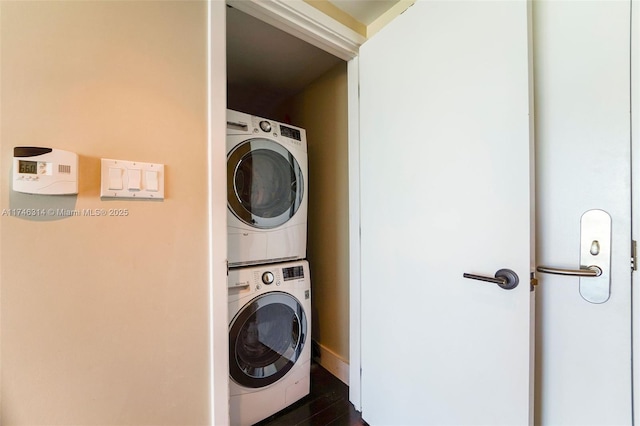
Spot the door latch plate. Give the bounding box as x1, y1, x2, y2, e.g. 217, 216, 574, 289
579, 209, 611, 304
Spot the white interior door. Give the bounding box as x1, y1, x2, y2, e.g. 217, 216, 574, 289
534, 1, 632, 424
359, 1, 534, 424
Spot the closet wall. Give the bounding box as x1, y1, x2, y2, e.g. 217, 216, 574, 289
276, 64, 350, 379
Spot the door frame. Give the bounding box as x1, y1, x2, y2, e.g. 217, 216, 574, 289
632, 0, 639, 423
209, 2, 230, 425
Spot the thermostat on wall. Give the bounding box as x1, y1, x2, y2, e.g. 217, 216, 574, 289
13, 147, 78, 195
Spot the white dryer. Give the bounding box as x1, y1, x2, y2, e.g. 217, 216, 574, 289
226, 109, 308, 267
228, 260, 311, 426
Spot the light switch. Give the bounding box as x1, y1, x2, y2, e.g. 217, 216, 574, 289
101, 158, 164, 199
145, 170, 159, 191
108, 167, 123, 190
128, 169, 141, 191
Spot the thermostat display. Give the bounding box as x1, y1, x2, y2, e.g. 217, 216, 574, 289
18, 160, 38, 174
13, 147, 78, 195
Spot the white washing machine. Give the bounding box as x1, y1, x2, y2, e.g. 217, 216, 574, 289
227, 109, 308, 267
228, 260, 311, 426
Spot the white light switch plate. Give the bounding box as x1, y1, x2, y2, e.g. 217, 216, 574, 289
100, 158, 164, 199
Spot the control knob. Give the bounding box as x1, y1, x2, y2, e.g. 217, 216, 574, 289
259, 121, 272, 132
262, 271, 275, 285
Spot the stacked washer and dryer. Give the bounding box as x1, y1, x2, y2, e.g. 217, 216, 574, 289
226, 109, 311, 426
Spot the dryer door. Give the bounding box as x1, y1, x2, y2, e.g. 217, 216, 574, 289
227, 138, 304, 229
229, 291, 307, 388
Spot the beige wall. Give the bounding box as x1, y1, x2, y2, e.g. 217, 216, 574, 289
0, 2, 210, 424
279, 63, 350, 365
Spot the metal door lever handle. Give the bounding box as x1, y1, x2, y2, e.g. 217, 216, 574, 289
536, 265, 602, 277
536, 210, 611, 304
463, 269, 519, 290
463, 273, 507, 286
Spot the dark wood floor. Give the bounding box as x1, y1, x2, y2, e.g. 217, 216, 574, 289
255, 362, 367, 426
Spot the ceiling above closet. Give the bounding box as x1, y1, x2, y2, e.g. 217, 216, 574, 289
226, 5, 344, 117
226, 1, 407, 117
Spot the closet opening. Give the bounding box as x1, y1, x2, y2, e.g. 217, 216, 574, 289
225, 4, 354, 424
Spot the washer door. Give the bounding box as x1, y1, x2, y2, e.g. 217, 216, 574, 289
227, 138, 304, 229
229, 292, 307, 389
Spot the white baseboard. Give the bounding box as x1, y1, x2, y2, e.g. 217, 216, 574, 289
313, 340, 350, 385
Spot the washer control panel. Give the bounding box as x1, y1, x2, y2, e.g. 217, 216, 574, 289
254, 268, 281, 290
227, 261, 309, 296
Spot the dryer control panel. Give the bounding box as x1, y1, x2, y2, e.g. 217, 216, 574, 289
279, 125, 301, 141
250, 115, 304, 144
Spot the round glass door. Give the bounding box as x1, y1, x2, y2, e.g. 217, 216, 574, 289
227, 138, 304, 229
229, 292, 307, 389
